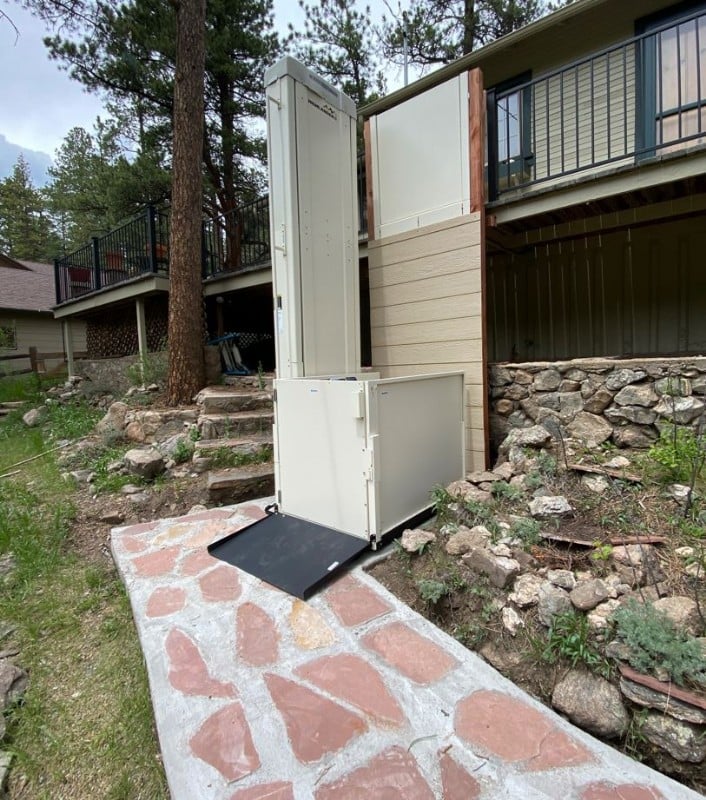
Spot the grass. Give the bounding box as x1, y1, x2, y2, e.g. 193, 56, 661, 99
0, 395, 168, 799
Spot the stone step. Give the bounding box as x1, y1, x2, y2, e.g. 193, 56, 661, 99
198, 387, 272, 415
207, 463, 275, 504
198, 411, 274, 440
0, 401, 25, 409
223, 374, 274, 392
194, 434, 272, 455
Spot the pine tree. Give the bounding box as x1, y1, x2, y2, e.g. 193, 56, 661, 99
0, 156, 59, 261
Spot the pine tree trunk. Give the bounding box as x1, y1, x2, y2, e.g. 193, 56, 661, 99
166, 0, 206, 405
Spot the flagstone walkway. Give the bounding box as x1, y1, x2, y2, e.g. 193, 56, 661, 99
111, 499, 702, 799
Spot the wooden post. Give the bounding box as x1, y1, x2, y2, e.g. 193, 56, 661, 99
468, 68, 486, 213
468, 67, 491, 468
63, 321, 75, 377
135, 298, 148, 385
363, 118, 375, 242
29, 346, 38, 374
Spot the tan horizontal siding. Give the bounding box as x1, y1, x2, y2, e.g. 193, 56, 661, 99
370, 214, 486, 471
371, 292, 481, 328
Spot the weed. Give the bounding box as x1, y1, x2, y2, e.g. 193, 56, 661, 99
543, 610, 610, 676
536, 451, 558, 476
416, 578, 449, 604
590, 542, 614, 563
458, 499, 501, 538
622, 708, 649, 761
188, 425, 201, 442
511, 517, 542, 548
491, 481, 524, 503
207, 444, 272, 470
126, 346, 168, 388
649, 425, 706, 485
431, 485, 456, 524
612, 600, 706, 686
524, 470, 544, 491
171, 438, 195, 465
257, 361, 266, 391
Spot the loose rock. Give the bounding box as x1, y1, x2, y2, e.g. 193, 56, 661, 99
400, 528, 436, 553
641, 713, 706, 762
620, 678, 706, 725
445, 526, 490, 556
509, 573, 544, 608
651, 596, 701, 637
123, 447, 165, 479
501, 606, 524, 636
529, 495, 572, 519
537, 582, 572, 626
552, 670, 629, 738
547, 569, 576, 591
462, 548, 520, 589
570, 579, 612, 611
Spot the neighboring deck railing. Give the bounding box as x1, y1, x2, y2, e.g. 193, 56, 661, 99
55, 155, 369, 303
54, 205, 170, 304
487, 8, 706, 199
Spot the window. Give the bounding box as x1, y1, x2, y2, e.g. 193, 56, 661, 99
0, 323, 17, 350
639, 3, 706, 154
488, 72, 533, 197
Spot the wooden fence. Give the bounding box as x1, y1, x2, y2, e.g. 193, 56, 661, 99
0, 347, 88, 377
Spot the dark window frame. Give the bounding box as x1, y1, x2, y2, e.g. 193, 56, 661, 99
636, 0, 706, 156
0, 323, 17, 350
487, 71, 533, 200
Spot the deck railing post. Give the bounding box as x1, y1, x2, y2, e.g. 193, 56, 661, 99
146, 205, 158, 273
92, 237, 102, 290
54, 258, 62, 304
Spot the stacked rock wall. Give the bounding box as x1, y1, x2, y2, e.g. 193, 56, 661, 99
490, 357, 706, 454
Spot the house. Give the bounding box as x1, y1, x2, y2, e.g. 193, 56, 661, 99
52, 0, 706, 470
0, 253, 86, 375
361, 0, 706, 470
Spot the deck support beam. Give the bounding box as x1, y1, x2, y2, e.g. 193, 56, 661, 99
62, 321, 75, 377
135, 298, 148, 385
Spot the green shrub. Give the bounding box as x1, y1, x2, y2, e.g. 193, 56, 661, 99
612, 600, 706, 686
416, 578, 449, 604
491, 481, 523, 502
543, 610, 609, 675
511, 517, 542, 547
648, 425, 705, 484
171, 438, 195, 465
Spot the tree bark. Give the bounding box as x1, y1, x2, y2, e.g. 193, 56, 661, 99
166, 0, 206, 405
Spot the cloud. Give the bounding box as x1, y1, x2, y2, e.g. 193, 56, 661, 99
0, 133, 53, 185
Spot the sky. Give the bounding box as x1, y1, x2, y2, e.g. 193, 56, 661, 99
0, 0, 409, 168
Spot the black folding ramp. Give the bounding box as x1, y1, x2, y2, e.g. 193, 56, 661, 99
207, 512, 370, 600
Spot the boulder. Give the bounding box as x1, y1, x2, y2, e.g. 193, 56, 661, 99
651, 596, 701, 636
462, 548, 520, 588
509, 573, 544, 607
95, 401, 128, 436
620, 678, 706, 725
641, 713, 706, 762
529, 495, 572, 519
501, 606, 524, 637
489, 366, 512, 387
446, 480, 492, 504
445, 526, 490, 556
534, 369, 561, 391
614, 385, 658, 407
492, 462, 514, 481
498, 425, 552, 455
400, 529, 436, 553
612, 425, 658, 449
586, 599, 621, 631
552, 670, 629, 738
0, 661, 28, 710
581, 475, 610, 494
123, 447, 165, 479
603, 455, 631, 470
22, 407, 46, 427
495, 399, 514, 416
655, 377, 692, 397
567, 412, 612, 447
537, 582, 572, 626
547, 569, 576, 591
570, 578, 612, 611
654, 396, 705, 425
583, 387, 614, 414
605, 369, 647, 391
605, 406, 657, 426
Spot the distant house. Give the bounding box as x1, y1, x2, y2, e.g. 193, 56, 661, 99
0, 253, 86, 375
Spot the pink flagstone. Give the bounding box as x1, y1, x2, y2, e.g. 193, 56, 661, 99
146, 586, 187, 618
190, 702, 260, 782
296, 653, 404, 727
439, 751, 481, 800
240, 504, 268, 521
119, 535, 149, 553
580, 783, 666, 800
362, 622, 457, 684
180, 549, 219, 577
131, 545, 181, 577
117, 520, 159, 536
199, 564, 241, 602
229, 782, 294, 800
314, 746, 435, 799
174, 509, 234, 524
455, 689, 593, 771
264, 673, 366, 763
237, 603, 279, 666
325, 574, 392, 627
166, 629, 235, 698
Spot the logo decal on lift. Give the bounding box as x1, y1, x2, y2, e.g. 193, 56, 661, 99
307, 97, 337, 121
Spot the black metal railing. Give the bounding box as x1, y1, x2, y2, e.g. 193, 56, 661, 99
488, 8, 706, 199
54, 205, 169, 304
202, 196, 271, 279
55, 156, 369, 302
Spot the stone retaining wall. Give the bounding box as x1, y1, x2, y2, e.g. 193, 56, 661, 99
489, 357, 706, 454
